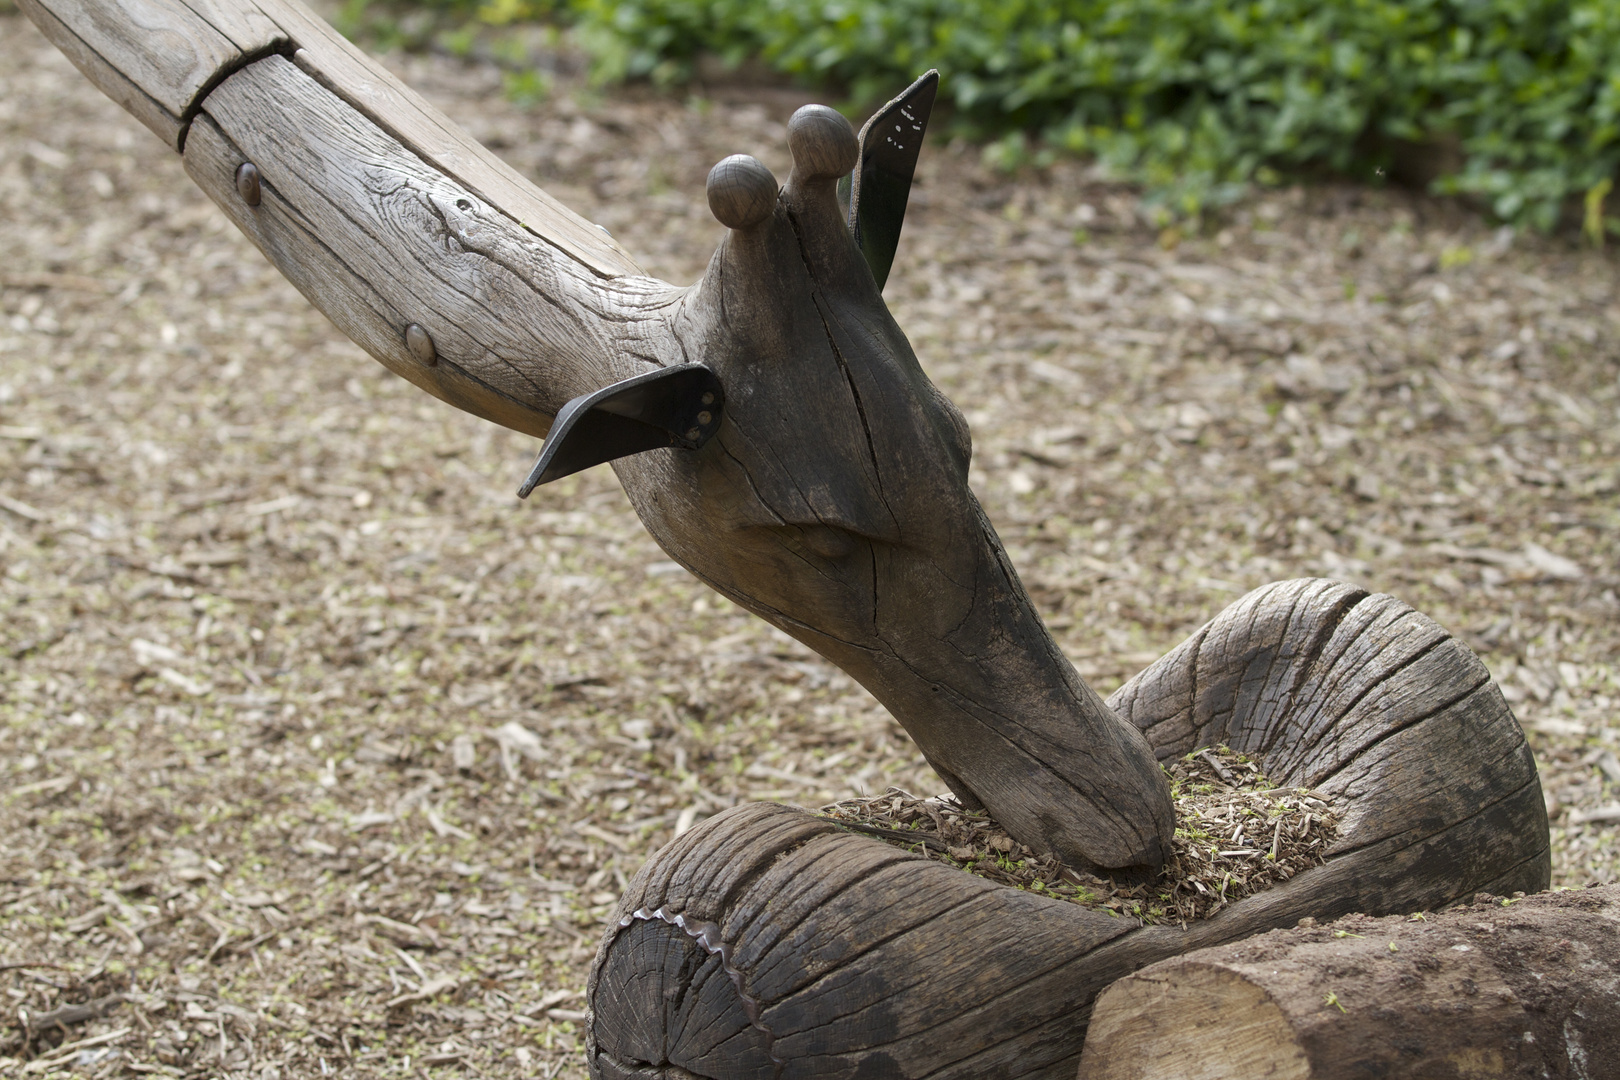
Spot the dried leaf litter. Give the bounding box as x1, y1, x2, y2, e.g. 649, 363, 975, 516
820, 746, 1339, 925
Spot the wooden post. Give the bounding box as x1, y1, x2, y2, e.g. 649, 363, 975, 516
1080, 885, 1620, 1080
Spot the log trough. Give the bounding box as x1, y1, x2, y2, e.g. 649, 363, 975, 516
16, 0, 1561, 1074
587, 578, 1550, 1077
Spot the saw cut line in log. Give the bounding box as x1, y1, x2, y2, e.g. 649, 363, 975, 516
1080, 884, 1620, 1080
587, 580, 1549, 1078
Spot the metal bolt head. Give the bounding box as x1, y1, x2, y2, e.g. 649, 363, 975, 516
701, 391, 716, 406
235, 162, 261, 207
685, 427, 701, 442
404, 323, 437, 366
697, 410, 713, 425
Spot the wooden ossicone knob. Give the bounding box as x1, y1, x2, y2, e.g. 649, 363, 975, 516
706, 154, 777, 229
787, 104, 858, 181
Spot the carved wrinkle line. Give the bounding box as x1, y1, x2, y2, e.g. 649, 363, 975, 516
736, 847, 925, 981
619, 906, 784, 1075
443, 208, 647, 341
719, 440, 788, 526
1243, 583, 1317, 754
1308, 671, 1494, 793
225, 146, 408, 334
246, 164, 553, 418
768, 888, 1009, 1041
813, 295, 888, 515
417, 193, 596, 399
783, 205, 899, 533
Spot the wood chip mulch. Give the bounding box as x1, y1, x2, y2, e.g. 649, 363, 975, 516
820, 745, 1340, 926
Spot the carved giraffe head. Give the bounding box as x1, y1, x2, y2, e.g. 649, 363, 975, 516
593, 101, 1174, 874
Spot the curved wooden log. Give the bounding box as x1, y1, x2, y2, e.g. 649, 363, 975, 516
19, 0, 653, 439
21, 0, 1177, 872
1079, 885, 1620, 1080
586, 580, 1551, 1079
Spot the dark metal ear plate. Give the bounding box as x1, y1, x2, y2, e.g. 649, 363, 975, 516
517, 364, 723, 496
844, 69, 939, 290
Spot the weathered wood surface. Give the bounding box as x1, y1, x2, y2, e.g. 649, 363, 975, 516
1080, 885, 1620, 1080
22, 4, 1564, 1075
23, 0, 1181, 873
19, 0, 654, 439
15, 0, 640, 278
587, 580, 1550, 1078
186, 54, 679, 434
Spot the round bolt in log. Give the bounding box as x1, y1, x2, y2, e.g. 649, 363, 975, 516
1080, 885, 1620, 1080
588, 580, 1550, 1078
234, 161, 261, 206
707, 155, 777, 230
404, 323, 436, 367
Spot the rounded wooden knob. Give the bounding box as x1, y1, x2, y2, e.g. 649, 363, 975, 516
787, 105, 857, 180
705, 154, 778, 229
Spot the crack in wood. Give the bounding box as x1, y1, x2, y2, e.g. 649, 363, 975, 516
617, 906, 784, 1076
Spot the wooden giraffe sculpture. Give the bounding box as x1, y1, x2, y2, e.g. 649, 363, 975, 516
18, 0, 1550, 1073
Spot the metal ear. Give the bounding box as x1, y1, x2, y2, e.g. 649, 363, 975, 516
844, 69, 939, 290
517, 364, 724, 495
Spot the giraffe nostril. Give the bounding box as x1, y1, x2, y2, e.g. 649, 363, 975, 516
787, 104, 858, 181
706, 154, 778, 229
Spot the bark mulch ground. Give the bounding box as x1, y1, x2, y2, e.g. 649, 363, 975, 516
2, 6, 1617, 1077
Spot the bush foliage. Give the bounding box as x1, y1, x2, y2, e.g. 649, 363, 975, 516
387, 0, 1620, 230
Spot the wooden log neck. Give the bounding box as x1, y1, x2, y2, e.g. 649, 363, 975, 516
17, 0, 657, 442
19, 0, 1178, 872
1080, 885, 1620, 1080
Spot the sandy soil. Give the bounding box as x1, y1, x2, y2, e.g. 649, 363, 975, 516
1, 9, 1617, 1077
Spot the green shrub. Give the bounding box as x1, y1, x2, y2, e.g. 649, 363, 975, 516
348, 0, 1620, 230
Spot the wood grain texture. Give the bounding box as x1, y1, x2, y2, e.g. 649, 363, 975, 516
183, 55, 679, 436
265, 0, 642, 279
18, 0, 639, 276
587, 581, 1550, 1079
18, 0, 282, 149
1080, 885, 1620, 1080
21, 10, 1565, 1073
15, 0, 193, 146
